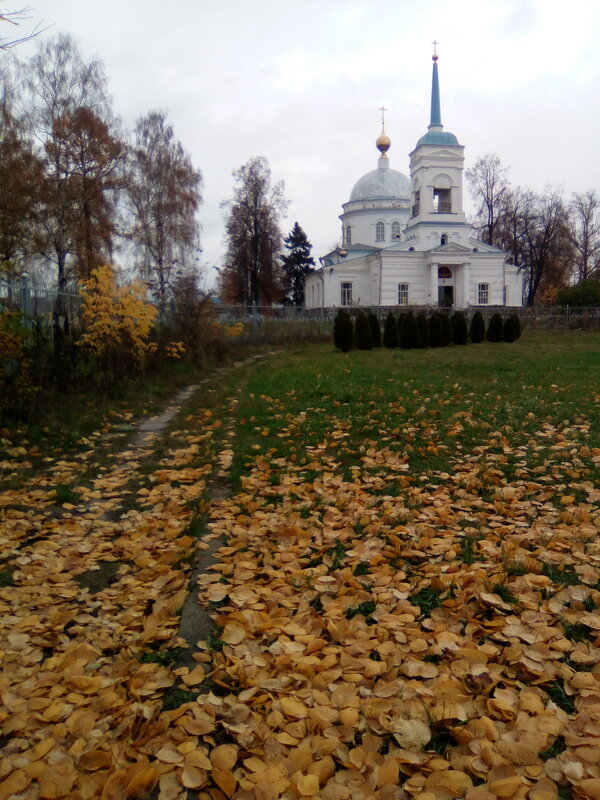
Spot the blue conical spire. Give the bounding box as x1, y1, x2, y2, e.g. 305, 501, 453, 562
413, 44, 460, 149
430, 58, 442, 127
429, 44, 442, 130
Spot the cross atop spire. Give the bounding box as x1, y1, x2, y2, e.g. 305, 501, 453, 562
432, 40, 439, 61
378, 105, 388, 133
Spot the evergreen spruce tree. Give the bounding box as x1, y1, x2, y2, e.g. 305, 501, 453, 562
368, 312, 381, 347
440, 313, 452, 347
486, 312, 504, 342
469, 310, 486, 343
428, 312, 442, 348
510, 313, 522, 339
417, 313, 429, 348
333, 309, 354, 352
383, 312, 398, 348
280, 222, 315, 305
451, 312, 469, 345
355, 312, 373, 350
503, 316, 517, 342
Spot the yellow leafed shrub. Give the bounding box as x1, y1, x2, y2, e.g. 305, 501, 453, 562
165, 341, 186, 359
78, 265, 157, 371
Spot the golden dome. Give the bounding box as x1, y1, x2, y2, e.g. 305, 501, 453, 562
376, 133, 391, 154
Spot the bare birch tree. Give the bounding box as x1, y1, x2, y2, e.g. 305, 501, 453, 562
126, 110, 203, 308
569, 190, 600, 281
466, 153, 509, 246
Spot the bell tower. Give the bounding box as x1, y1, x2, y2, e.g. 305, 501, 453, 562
404, 45, 468, 247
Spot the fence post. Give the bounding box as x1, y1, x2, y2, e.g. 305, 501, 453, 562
252, 301, 259, 344
20, 272, 32, 329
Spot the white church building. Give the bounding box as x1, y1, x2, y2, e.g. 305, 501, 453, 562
305, 52, 523, 310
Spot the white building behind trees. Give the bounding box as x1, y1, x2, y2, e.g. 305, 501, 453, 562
305, 51, 523, 310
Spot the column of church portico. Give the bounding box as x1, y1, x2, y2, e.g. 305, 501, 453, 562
461, 263, 470, 308
430, 263, 438, 306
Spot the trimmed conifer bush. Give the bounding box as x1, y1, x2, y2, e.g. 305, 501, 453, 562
368, 312, 381, 348
333, 309, 354, 352
355, 312, 373, 350
417, 313, 429, 348
510, 313, 522, 339
451, 312, 469, 345
503, 315, 517, 342
440, 313, 452, 347
469, 310, 486, 343
398, 314, 409, 349
486, 312, 504, 342
428, 312, 442, 348
383, 312, 398, 348
400, 311, 420, 349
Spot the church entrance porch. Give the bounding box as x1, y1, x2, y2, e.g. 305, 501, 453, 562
438, 285, 454, 308
437, 265, 455, 308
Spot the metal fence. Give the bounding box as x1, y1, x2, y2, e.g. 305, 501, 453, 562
300, 305, 600, 331
0, 279, 81, 325
2, 279, 599, 332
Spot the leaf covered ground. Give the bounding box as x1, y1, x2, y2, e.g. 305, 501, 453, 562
1, 333, 600, 800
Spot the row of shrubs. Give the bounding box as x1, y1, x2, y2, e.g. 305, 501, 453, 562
333, 309, 522, 352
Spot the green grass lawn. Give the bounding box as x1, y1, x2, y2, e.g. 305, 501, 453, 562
231, 331, 600, 493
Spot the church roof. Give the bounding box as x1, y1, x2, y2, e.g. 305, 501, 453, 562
416, 130, 459, 147
349, 124, 411, 202
349, 163, 410, 202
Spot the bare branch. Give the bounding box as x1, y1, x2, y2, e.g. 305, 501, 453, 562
0, 5, 48, 50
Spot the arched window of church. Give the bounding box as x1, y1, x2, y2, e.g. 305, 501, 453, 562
441, 233, 448, 245
376, 221, 385, 242
392, 221, 400, 240
345, 225, 352, 245
478, 283, 489, 305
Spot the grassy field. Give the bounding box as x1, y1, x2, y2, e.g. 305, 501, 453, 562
232, 331, 599, 490
1, 331, 599, 800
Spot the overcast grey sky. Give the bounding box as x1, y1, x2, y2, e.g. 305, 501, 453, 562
16, 0, 600, 286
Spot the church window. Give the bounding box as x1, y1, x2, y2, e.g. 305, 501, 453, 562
412, 191, 420, 216
478, 283, 489, 304
398, 283, 409, 305
345, 225, 352, 245
392, 221, 401, 240
341, 282, 353, 306
441, 233, 448, 245
438, 266, 452, 279
376, 221, 385, 242
433, 188, 451, 213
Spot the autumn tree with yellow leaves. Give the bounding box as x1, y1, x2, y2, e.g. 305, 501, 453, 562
79, 264, 157, 383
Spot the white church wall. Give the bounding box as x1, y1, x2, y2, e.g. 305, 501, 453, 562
320, 267, 372, 308
505, 266, 524, 307
380, 256, 429, 306
341, 206, 410, 247
468, 259, 506, 306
